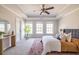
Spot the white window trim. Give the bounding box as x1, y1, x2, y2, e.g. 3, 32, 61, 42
46, 22, 53, 34
0, 23, 5, 32
36, 22, 43, 34
25, 22, 33, 34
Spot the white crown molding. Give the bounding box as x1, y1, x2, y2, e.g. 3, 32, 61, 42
64, 8, 79, 17
1, 5, 22, 17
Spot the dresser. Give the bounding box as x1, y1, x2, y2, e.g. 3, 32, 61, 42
0, 35, 16, 55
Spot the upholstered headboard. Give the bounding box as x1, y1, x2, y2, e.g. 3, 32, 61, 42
63, 29, 79, 38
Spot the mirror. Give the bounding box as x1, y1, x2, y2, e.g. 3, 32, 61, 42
0, 19, 11, 34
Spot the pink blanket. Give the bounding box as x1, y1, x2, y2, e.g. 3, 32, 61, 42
28, 38, 43, 55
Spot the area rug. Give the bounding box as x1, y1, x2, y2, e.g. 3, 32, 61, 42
28, 38, 43, 55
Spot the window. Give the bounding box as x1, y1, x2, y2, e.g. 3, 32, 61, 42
36, 23, 43, 34
24, 21, 54, 35
25, 23, 33, 34
46, 23, 53, 34
0, 23, 5, 32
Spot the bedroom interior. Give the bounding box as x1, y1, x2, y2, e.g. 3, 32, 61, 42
0, 4, 79, 55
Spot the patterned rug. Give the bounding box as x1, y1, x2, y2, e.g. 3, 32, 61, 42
28, 38, 43, 55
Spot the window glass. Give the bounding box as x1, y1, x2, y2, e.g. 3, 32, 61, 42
25, 22, 33, 34
0, 23, 5, 32
46, 22, 53, 34
36, 23, 43, 34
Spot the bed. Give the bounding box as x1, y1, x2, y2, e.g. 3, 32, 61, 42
61, 29, 79, 52
28, 29, 79, 55
61, 38, 79, 52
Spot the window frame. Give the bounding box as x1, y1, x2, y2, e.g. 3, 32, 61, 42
36, 22, 43, 34
0, 23, 5, 32
25, 22, 33, 34
46, 22, 54, 34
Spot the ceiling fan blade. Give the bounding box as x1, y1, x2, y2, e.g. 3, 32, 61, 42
45, 6, 54, 10
45, 11, 50, 14
40, 12, 42, 15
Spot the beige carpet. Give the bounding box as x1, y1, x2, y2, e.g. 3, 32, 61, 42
3, 38, 36, 55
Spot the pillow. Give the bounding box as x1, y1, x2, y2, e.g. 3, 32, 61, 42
55, 33, 61, 40
60, 33, 72, 42
66, 33, 72, 42
60, 33, 67, 42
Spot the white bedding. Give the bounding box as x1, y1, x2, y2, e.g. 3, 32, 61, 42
41, 35, 61, 55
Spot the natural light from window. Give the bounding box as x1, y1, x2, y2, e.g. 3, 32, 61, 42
25, 23, 33, 34
0, 23, 5, 32
46, 23, 53, 34
36, 23, 43, 34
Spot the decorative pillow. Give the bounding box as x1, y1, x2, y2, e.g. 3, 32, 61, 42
60, 33, 67, 42
60, 33, 72, 42
55, 33, 61, 40
66, 33, 72, 42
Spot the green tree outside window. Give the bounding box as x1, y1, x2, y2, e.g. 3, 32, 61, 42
24, 25, 31, 38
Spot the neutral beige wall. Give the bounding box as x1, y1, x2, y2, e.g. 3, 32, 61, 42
0, 6, 22, 34
59, 9, 79, 29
